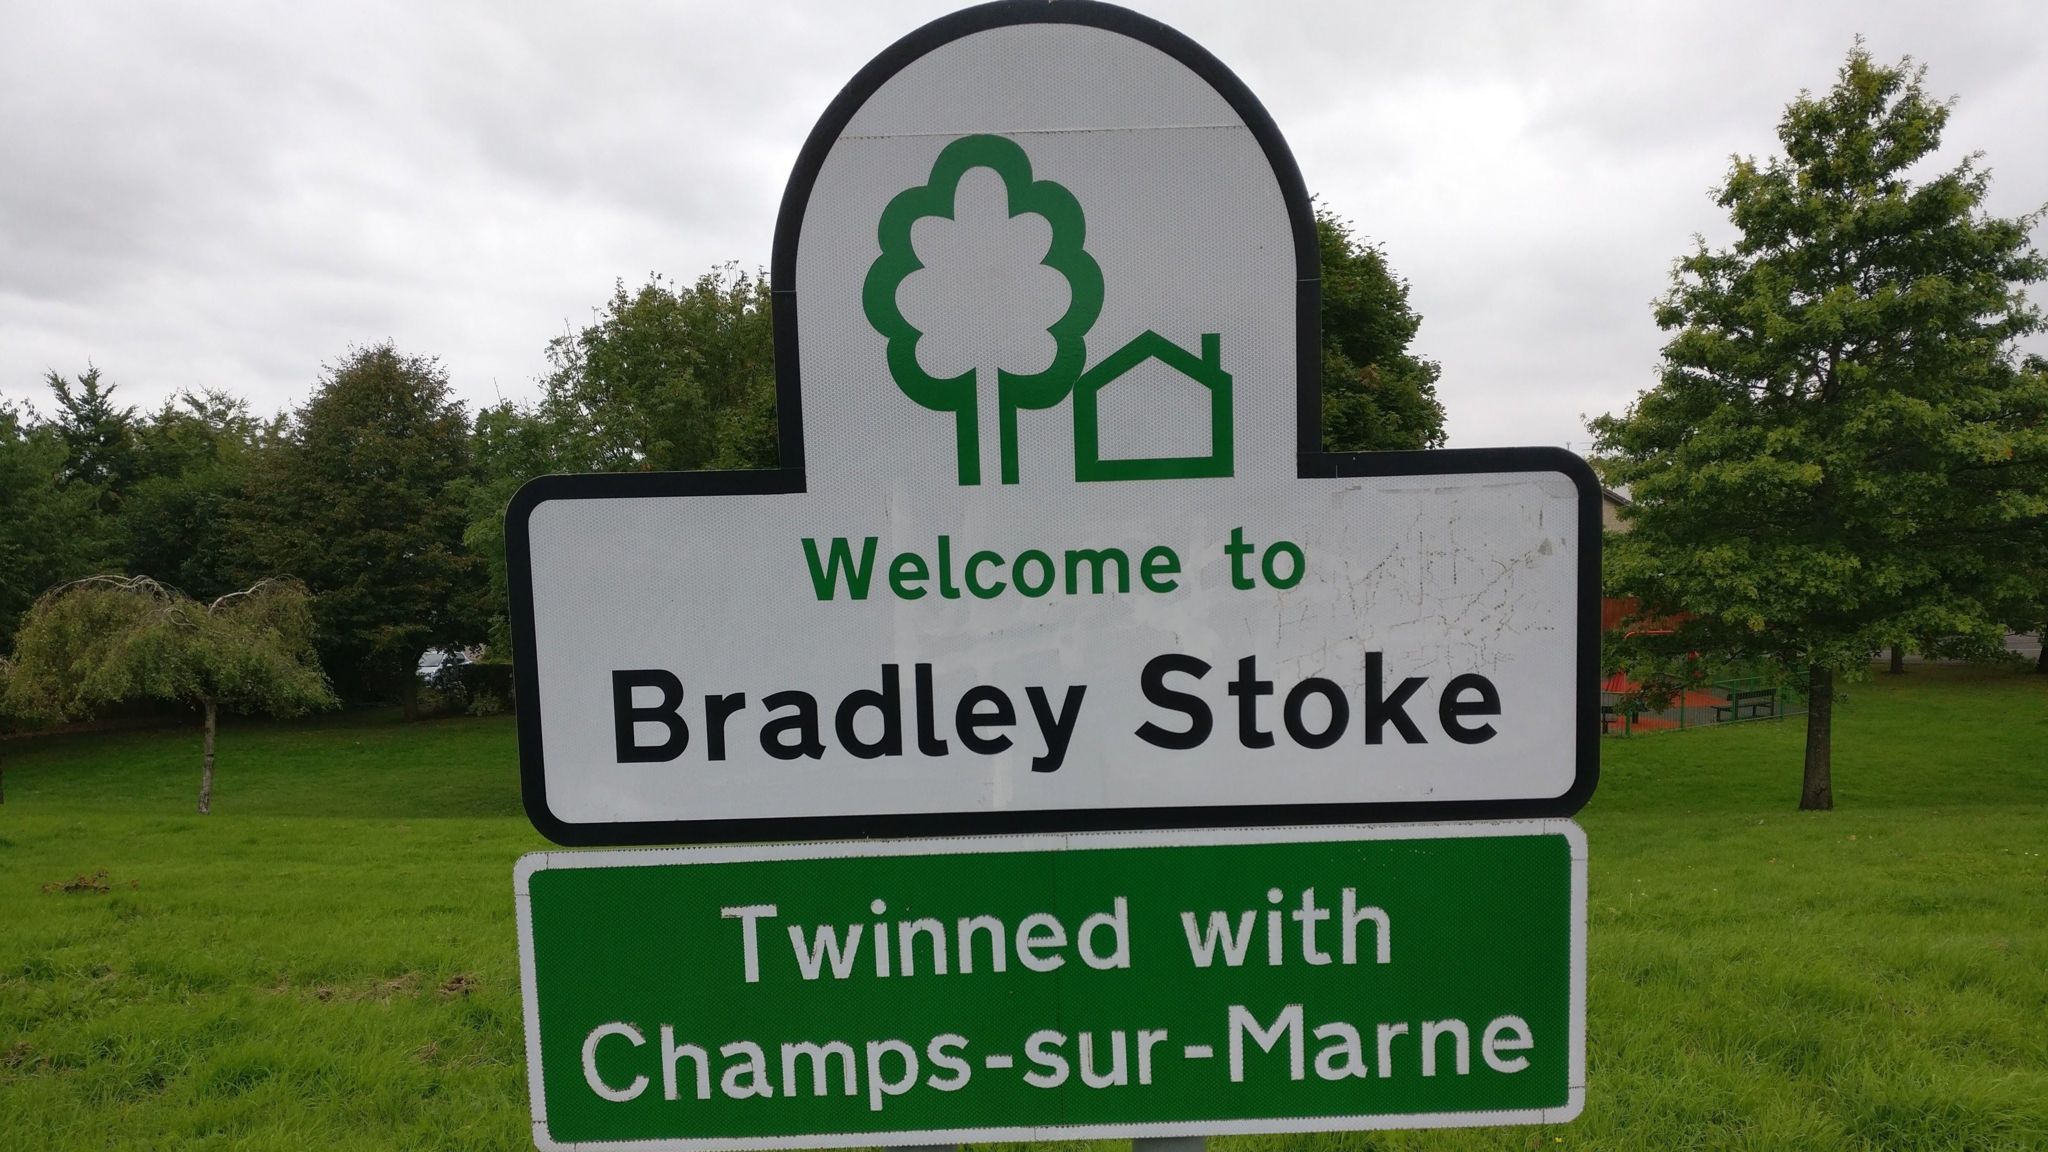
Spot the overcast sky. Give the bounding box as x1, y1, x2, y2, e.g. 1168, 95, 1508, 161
4, 0, 2044, 449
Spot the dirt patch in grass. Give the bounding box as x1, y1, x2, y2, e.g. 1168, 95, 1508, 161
294, 971, 426, 1004
41, 868, 111, 894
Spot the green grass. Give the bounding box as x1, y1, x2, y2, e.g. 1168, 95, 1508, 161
1, 664, 2044, 1150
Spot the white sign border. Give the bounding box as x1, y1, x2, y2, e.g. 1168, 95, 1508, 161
516, 820, 1589, 1151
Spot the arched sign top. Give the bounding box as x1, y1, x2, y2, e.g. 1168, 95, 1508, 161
769, 0, 1322, 489
772, 0, 1319, 280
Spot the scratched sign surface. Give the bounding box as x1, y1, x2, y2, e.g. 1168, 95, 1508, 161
515, 468, 1592, 836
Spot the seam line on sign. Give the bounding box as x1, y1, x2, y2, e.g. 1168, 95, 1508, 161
840, 123, 1242, 140
516, 821, 1571, 870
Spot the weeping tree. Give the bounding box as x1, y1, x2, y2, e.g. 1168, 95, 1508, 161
3, 576, 336, 813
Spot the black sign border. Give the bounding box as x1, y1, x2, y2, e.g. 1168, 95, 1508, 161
508, 0, 1601, 848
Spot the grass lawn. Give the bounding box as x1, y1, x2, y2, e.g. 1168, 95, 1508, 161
1, 663, 2044, 1150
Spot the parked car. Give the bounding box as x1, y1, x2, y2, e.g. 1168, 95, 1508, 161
416, 648, 468, 682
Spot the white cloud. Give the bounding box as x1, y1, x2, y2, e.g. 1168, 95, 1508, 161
2, 0, 2042, 446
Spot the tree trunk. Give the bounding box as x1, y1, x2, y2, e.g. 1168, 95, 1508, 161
1888, 644, 1904, 674
2037, 633, 2046, 674
402, 674, 419, 722
197, 698, 217, 815
1799, 665, 1833, 811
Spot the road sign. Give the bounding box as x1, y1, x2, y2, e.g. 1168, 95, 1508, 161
507, 0, 1599, 848
515, 822, 1587, 1150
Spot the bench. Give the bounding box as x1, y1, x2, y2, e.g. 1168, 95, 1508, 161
1713, 688, 1777, 721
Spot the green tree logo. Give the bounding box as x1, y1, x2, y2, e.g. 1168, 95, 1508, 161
863, 134, 1102, 485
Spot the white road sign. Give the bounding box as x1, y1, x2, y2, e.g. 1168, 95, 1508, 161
507, 2, 1599, 845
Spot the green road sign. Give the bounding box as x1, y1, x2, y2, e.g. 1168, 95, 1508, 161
515, 823, 1586, 1149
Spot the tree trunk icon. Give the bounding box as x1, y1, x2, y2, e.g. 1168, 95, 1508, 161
863, 134, 1103, 485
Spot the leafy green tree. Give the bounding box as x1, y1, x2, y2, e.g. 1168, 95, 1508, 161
709, 369, 781, 472
464, 399, 582, 654
1591, 46, 2047, 810
2003, 549, 2048, 676
0, 656, 13, 803
1999, 354, 2048, 675
241, 344, 485, 715
47, 366, 138, 512
121, 390, 258, 601
1317, 209, 1447, 452
4, 576, 334, 813
540, 265, 777, 473
0, 400, 110, 650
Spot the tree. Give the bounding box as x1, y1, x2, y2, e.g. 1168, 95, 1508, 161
4, 576, 335, 813
241, 344, 485, 715
1317, 209, 1447, 452
2004, 541, 2048, 674
0, 656, 12, 804
465, 399, 583, 654
708, 362, 782, 472
1997, 354, 2048, 675
540, 266, 778, 475
0, 400, 110, 651
47, 366, 138, 512
121, 390, 258, 601
1591, 46, 2047, 810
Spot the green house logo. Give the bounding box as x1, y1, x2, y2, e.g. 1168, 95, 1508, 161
862, 134, 1234, 486
1074, 331, 1232, 482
